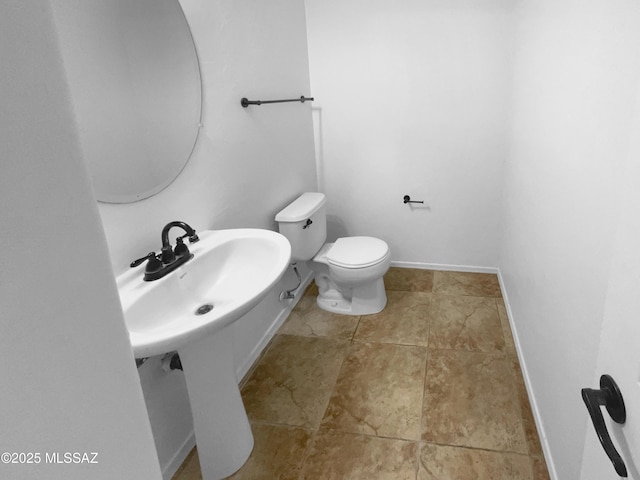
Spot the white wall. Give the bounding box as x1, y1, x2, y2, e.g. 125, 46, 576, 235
307, 1, 640, 477
0, 2, 162, 479
97, 0, 316, 275
51, 0, 317, 476
500, 1, 640, 478
305, 0, 514, 269
580, 78, 640, 479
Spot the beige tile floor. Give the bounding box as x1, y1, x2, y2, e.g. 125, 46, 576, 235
173, 268, 551, 480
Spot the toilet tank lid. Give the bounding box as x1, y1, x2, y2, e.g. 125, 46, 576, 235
275, 192, 326, 222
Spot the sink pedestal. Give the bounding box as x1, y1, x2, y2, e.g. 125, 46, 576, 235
179, 327, 254, 479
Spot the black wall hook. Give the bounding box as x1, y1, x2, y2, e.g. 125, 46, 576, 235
581, 374, 627, 477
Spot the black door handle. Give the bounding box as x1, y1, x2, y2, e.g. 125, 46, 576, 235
581, 374, 627, 477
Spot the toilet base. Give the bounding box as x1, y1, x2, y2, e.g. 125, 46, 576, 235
315, 277, 387, 315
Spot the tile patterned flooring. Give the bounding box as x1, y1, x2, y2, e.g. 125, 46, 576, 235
173, 268, 551, 480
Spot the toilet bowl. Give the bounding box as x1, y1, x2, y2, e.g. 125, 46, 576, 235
311, 237, 390, 314
275, 193, 390, 315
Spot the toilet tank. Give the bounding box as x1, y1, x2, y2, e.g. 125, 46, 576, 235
275, 192, 327, 262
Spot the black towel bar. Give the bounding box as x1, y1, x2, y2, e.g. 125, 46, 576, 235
241, 96, 314, 108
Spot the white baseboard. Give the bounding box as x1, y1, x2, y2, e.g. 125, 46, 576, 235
162, 430, 196, 480
496, 270, 558, 480
390, 260, 499, 274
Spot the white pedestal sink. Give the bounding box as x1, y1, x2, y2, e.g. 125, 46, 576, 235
179, 327, 253, 479
116, 229, 291, 479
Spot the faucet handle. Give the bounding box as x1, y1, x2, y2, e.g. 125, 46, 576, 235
130, 252, 163, 274
130, 252, 156, 268
174, 237, 190, 257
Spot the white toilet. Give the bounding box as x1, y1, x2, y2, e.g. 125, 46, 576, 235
276, 192, 391, 315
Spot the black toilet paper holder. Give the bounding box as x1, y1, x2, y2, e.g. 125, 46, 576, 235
403, 195, 424, 204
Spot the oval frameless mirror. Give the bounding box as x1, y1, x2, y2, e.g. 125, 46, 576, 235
53, 0, 202, 203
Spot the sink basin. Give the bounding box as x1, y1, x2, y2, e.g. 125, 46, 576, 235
117, 228, 292, 358
117, 228, 292, 479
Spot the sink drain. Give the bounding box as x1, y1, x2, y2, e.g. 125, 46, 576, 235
195, 304, 214, 315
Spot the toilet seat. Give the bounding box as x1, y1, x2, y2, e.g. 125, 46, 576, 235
326, 236, 389, 269
309, 236, 391, 315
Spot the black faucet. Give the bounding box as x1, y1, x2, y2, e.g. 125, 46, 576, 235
160, 221, 200, 263
130, 221, 200, 281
